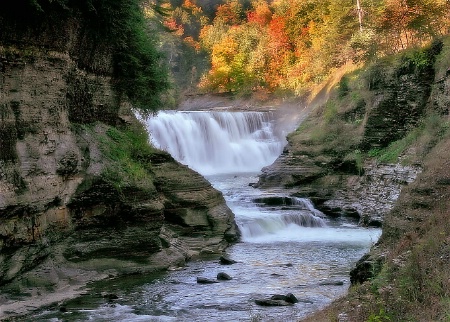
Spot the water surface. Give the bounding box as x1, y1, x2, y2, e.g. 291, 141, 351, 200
33, 111, 380, 321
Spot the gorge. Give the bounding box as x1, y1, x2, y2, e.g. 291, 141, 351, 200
1, 0, 450, 321
23, 109, 380, 321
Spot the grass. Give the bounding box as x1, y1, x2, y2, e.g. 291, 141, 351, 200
80, 123, 158, 196
367, 112, 450, 164
298, 39, 450, 322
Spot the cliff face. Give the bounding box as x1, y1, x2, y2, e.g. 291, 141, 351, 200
301, 70, 450, 322
257, 41, 446, 226
0, 26, 238, 319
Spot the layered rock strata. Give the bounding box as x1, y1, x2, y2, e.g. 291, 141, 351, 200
257, 42, 444, 226
0, 45, 238, 318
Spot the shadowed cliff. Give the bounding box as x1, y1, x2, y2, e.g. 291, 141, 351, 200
0, 2, 238, 318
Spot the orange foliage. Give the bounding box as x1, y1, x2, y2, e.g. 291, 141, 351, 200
267, 15, 291, 54
216, 0, 243, 25
164, 18, 184, 36
247, 1, 272, 26
164, 0, 450, 94
184, 36, 201, 51
182, 0, 203, 15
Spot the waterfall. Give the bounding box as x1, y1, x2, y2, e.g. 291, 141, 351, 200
144, 111, 285, 175
239, 196, 327, 240
239, 212, 326, 239
143, 110, 327, 242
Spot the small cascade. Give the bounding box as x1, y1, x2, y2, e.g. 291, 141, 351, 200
238, 211, 326, 239
239, 195, 327, 239
292, 197, 326, 218
144, 111, 285, 175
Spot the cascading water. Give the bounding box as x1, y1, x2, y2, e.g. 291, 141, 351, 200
145, 111, 284, 175
33, 110, 381, 321
145, 110, 327, 237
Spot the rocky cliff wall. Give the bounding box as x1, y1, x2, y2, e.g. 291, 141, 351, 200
0, 45, 238, 318
301, 43, 450, 321
257, 41, 446, 226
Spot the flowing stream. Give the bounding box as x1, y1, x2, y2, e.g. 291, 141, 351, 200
35, 110, 380, 321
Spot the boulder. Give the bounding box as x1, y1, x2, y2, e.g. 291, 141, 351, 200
197, 277, 219, 284
270, 293, 299, 304
318, 280, 345, 286
255, 299, 292, 306
217, 272, 232, 280
219, 255, 237, 265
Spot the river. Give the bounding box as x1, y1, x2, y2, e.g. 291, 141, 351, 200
33, 110, 380, 321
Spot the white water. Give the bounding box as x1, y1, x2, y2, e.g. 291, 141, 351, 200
145, 111, 285, 175
145, 110, 329, 239
32, 111, 381, 321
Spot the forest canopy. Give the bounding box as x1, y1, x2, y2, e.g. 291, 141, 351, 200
159, 0, 450, 96
1, 0, 449, 106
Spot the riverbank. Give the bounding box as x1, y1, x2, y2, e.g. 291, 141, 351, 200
301, 133, 450, 321
0, 30, 238, 322
266, 39, 450, 321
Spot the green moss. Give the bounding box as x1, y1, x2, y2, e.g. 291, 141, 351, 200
82, 123, 158, 195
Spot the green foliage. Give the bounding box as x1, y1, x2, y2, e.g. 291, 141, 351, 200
2, 0, 170, 112
337, 76, 350, 98
344, 149, 364, 175
114, 25, 170, 111
83, 124, 157, 194
85, 0, 171, 111
367, 308, 391, 322
324, 101, 338, 123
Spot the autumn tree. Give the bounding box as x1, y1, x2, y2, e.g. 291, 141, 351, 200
189, 0, 450, 95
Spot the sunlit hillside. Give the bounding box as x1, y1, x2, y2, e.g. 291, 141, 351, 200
156, 0, 450, 98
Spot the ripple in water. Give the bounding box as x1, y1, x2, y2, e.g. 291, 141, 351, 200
32, 112, 380, 321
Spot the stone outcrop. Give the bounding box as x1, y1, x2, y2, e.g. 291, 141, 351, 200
257, 42, 444, 226
0, 39, 238, 320
257, 146, 422, 226
319, 163, 422, 226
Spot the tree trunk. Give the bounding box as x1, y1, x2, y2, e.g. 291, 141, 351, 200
356, 0, 363, 31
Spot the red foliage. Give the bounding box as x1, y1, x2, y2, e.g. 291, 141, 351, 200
164, 18, 184, 36
268, 16, 291, 54
247, 2, 272, 26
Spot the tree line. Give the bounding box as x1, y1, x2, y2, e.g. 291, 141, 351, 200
158, 0, 450, 96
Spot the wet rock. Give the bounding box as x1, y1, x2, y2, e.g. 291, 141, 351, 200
103, 293, 119, 300
319, 280, 345, 286
217, 272, 232, 280
255, 299, 292, 306
285, 293, 299, 303
270, 273, 283, 277
270, 293, 298, 304
219, 255, 237, 265
197, 277, 219, 284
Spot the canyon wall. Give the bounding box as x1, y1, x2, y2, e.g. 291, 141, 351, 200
257, 40, 447, 227
0, 9, 238, 318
